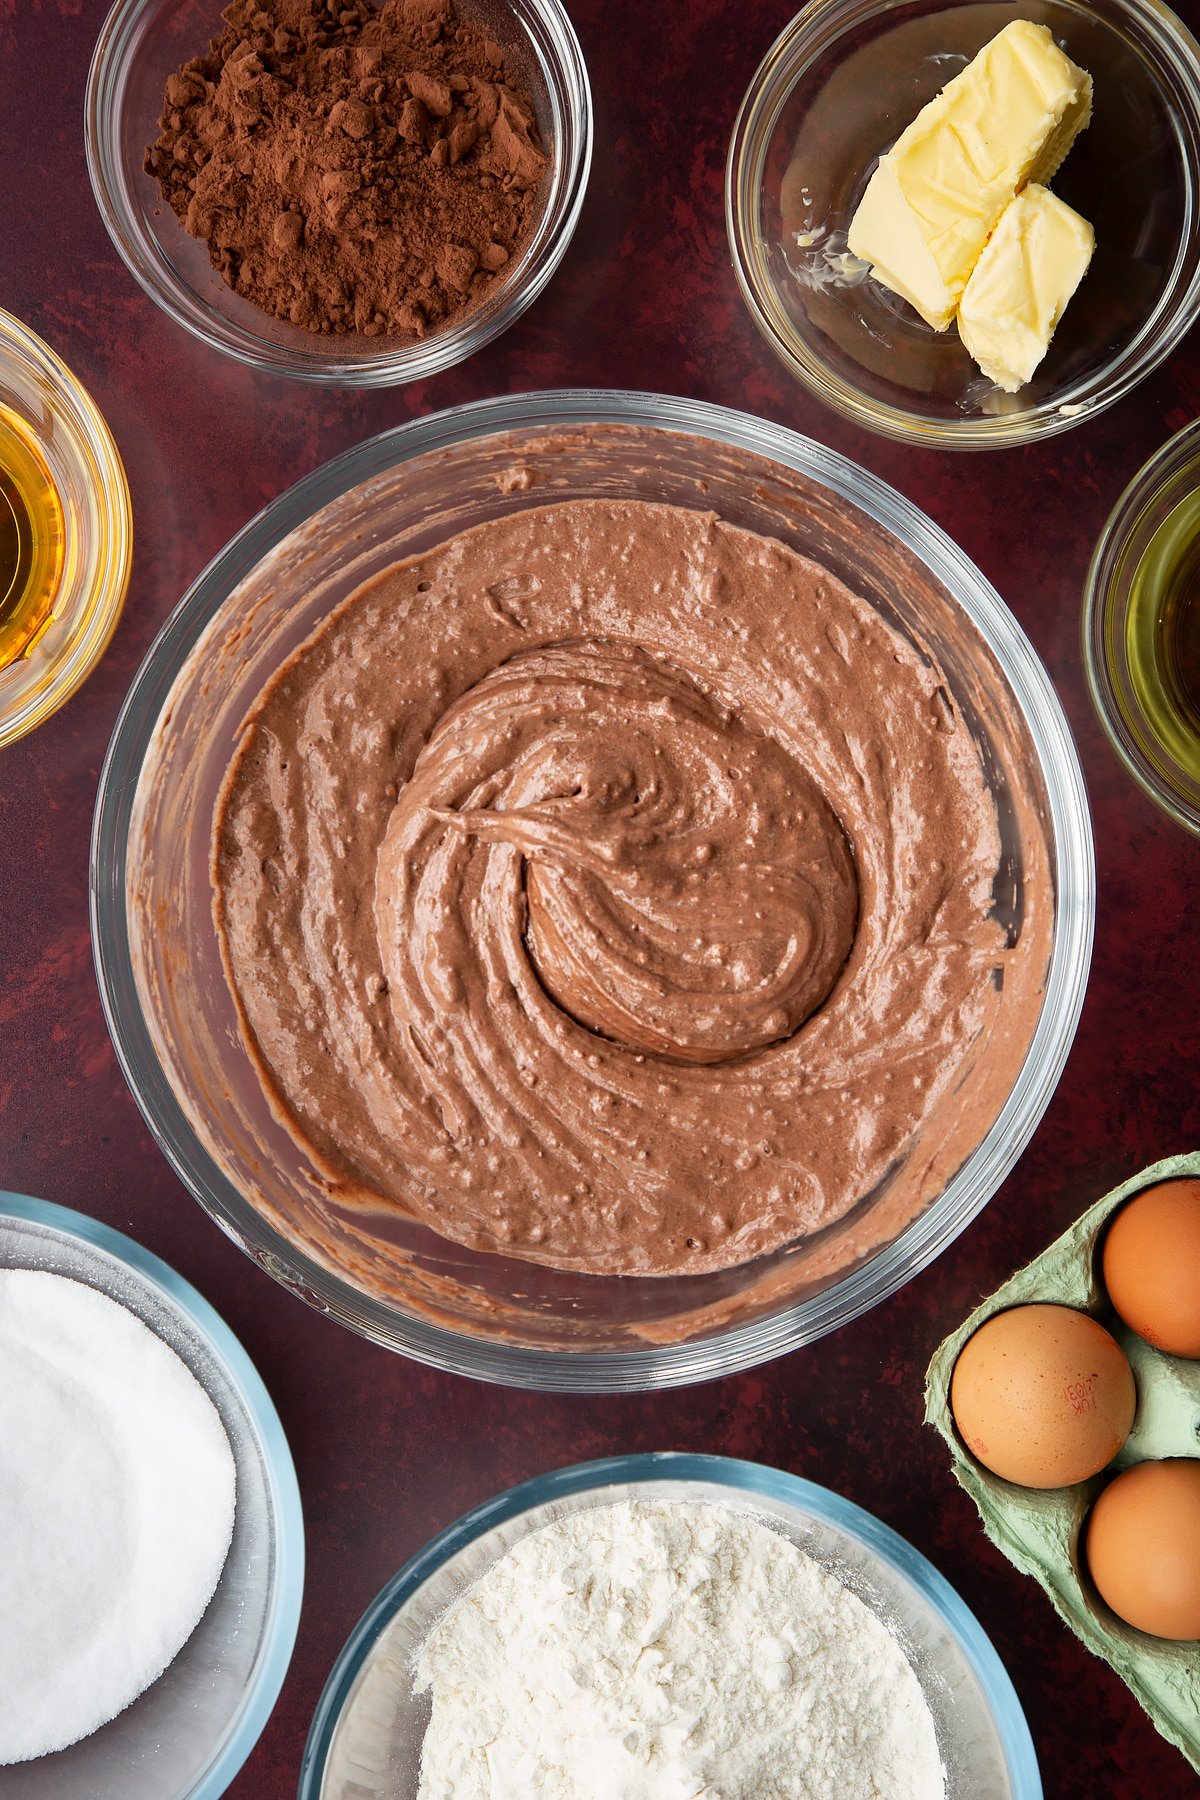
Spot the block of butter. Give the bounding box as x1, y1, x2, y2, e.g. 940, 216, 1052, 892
847, 19, 1092, 330
958, 184, 1095, 391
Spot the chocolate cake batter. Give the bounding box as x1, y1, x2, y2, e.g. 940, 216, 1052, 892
214, 499, 1028, 1276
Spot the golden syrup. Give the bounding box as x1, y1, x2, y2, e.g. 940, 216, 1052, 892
0, 403, 65, 671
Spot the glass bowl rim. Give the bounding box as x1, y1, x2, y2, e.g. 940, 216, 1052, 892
725, 0, 1200, 450
84, 0, 593, 388
0, 308, 133, 747
1081, 414, 1200, 835
90, 387, 1095, 1392
297, 1450, 1043, 1800
0, 1188, 305, 1800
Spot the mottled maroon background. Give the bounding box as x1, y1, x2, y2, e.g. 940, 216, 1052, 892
3, 0, 1200, 1793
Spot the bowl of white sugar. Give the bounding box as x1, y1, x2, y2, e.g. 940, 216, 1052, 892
298, 1452, 1040, 1800
0, 1191, 304, 1799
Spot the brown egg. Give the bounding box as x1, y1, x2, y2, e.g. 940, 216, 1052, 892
950, 1303, 1135, 1488
1085, 1459, 1200, 1639
1102, 1177, 1200, 1358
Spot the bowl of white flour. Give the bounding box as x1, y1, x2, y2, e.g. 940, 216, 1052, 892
299, 1452, 1040, 1800
0, 1192, 304, 1800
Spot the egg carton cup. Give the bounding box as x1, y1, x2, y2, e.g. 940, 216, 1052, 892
924, 1152, 1200, 1776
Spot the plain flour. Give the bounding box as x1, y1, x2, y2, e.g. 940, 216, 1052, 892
414, 1497, 946, 1799
0, 1270, 237, 1764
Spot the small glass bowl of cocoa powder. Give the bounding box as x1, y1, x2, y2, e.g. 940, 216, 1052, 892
86, 0, 590, 385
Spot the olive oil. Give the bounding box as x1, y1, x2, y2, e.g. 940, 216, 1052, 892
1123, 487, 1200, 783
0, 403, 65, 671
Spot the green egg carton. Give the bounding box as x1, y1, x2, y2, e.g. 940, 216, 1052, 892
924, 1152, 1200, 1775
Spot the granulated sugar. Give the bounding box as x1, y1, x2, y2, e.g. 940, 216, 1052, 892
415, 1497, 945, 1799
0, 1270, 237, 1764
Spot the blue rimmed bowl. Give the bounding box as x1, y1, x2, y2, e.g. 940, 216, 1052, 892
299, 1452, 1041, 1799
0, 1192, 304, 1800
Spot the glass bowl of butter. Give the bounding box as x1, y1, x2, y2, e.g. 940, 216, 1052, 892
727, 0, 1200, 448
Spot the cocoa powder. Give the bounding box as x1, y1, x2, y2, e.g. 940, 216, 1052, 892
145, 0, 548, 340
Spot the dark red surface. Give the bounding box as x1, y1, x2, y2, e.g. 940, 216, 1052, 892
3, 2, 1200, 1794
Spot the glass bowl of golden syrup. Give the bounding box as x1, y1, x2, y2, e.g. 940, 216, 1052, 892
1084, 420, 1200, 835
0, 310, 132, 747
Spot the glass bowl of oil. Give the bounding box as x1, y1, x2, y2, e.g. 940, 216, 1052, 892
1084, 420, 1200, 835
0, 310, 132, 748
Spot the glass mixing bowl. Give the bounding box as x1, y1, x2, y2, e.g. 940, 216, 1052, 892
85, 0, 591, 385
91, 391, 1093, 1389
0, 310, 132, 747
298, 1453, 1042, 1800
727, 0, 1200, 448
1083, 418, 1200, 835
0, 1192, 303, 1800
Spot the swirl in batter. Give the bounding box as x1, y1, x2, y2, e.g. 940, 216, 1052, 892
214, 499, 1033, 1276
